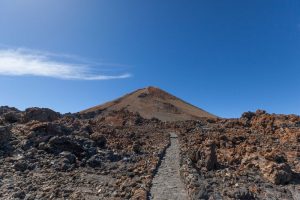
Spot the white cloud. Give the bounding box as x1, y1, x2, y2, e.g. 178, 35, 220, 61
0, 48, 131, 80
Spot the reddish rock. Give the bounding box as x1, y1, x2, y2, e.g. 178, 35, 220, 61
131, 188, 147, 200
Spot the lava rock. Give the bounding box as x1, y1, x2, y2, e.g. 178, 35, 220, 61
13, 190, 26, 199
23, 107, 61, 123
0, 106, 20, 115
90, 133, 107, 148
3, 111, 21, 123
54, 158, 75, 171
87, 154, 102, 168
196, 140, 218, 171
0, 126, 11, 146
263, 163, 293, 185
132, 142, 142, 154
59, 151, 77, 164
14, 161, 28, 172
48, 136, 84, 156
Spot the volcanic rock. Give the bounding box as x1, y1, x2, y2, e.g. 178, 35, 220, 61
87, 154, 102, 168
0, 125, 11, 145
0, 88, 299, 200
23, 107, 61, 123
90, 133, 107, 148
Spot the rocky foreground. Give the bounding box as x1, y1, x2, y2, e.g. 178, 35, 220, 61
0, 107, 169, 199
0, 106, 299, 199
174, 110, 300, 199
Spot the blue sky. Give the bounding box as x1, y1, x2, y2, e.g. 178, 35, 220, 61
0, 0, 299, 118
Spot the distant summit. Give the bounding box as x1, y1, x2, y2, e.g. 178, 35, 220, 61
81, 86, 217, 121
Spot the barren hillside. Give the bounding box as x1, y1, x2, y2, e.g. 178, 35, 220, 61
81, 86, 217, 121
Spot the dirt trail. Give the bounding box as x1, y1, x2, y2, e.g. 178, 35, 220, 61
149, 133, 188, 200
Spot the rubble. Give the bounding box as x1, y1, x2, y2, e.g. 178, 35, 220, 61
0, 109, 169, 199
0, 104, 299, 199
175, 110, 300, 199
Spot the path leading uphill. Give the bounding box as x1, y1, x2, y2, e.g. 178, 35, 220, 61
150, 133, 188, 200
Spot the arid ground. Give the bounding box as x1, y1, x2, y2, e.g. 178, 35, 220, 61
0, 87, 299, 199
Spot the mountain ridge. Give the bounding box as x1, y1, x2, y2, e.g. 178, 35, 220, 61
81, 86, 217, 121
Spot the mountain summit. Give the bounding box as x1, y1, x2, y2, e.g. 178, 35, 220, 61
81, 86, 217, 121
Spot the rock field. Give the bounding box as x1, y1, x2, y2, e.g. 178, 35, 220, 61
174, 110, 300, 199
0, 106, 299, 199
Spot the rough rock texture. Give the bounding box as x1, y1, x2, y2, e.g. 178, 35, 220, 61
22, 107, 61, 123
0, 101, 299, 199
0, 126, 11, 145
173, 110, 300, 199
0, 109, 170, 199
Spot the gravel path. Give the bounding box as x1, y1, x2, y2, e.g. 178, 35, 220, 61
150, 133, 188, 200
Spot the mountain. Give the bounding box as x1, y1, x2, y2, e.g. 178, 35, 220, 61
81, 86, 217, 121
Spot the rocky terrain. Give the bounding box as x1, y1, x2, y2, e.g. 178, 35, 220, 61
0, 107, 170, 199
0, 87, 299, 200
174, 110, 300, 199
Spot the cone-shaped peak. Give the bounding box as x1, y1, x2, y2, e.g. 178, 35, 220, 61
81, 86, 217, 121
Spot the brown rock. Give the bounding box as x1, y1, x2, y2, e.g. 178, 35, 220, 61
261, 162, 293, 185
23, 107, 60, 123
131, 188, 147, 200
196, 140, 218, 171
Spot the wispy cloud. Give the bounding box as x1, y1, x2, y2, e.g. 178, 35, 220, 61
0, 48, 131, 80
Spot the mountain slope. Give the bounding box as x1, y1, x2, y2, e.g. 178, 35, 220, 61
81, 86, 217, 121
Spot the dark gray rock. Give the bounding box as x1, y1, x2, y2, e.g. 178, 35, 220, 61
132, 142, 142, 154
3, 111, 21, 123
14, 161, 28, 172
54, 158, 75, 171
0, 126, 11, 146
87, 154, 102, 168
59, 151, 77, 164
0, 106, 20, 115
48, 136, 84, 156
13, 190, 26, 199
90, 133, 107, 148
233, 187, 256, 200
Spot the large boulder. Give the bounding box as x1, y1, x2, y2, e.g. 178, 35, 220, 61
203, 140, 218, 171
194, 140, 218, 171
261, 162, 293, 185
29, 122, 71, 136
47, 136, 84, 156
246, 154, 294, 185
53, 152, 77, 171
22, 107, 61, 123
27, 122, 72, 147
